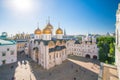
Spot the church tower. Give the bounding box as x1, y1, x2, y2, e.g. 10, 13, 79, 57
116, 3, 120, 46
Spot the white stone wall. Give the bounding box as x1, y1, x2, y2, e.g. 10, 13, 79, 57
116, 4, 120, 79
0, 44, 17, 66
42, 34, 51, 40
56, 34, 63, 39
48, 49, 67, 69
35, 34, 41, 39
48, 52, 55, 68
66, 40, 98, 59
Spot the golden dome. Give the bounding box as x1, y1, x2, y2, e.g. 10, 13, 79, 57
43, 28, 52, 34
56, 28, 63, 34
46, 23, 53, 29
34, 28, 41, 35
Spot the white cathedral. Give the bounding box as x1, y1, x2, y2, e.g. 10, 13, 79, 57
27, 20, 99, 70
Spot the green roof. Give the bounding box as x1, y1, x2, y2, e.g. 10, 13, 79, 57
0, 39, 16, 45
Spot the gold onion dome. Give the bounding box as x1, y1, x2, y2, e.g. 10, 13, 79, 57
46, 23, 53, 29
56, 28, 63, 34
43, 28, 52, 34
34, 28, 41, 35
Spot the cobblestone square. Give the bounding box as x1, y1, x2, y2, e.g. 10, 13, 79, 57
0, 54, 100, 80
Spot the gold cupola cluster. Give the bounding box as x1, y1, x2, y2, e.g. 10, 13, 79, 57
34, 22, 63, 35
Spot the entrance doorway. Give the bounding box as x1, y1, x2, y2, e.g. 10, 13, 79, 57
85, 54, 90, 59
93, 55, 97, 59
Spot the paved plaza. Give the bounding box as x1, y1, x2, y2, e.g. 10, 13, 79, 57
0, 54, 100, 80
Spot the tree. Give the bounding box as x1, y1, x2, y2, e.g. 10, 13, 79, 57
99, 47, 106, 62
97, 36, 115, 65
109, 43, 115, 57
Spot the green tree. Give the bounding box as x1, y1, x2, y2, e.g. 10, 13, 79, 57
97, 36, 115, 65
109, 43, 115, 57
99, 47, 106, 62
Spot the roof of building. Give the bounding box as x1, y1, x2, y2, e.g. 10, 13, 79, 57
49, 46, 66, 53
0, 39, 16, 45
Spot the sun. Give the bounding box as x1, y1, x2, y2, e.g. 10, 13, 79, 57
12, 0, 33, 12
4, 0, 34, 13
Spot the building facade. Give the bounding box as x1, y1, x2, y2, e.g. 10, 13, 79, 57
28, 20, 98, 70
115, 3, 120, 79
13, 33, 30, 53
66, 34, 98, 59
16, 40, 28, 53
0, 32, 17, 66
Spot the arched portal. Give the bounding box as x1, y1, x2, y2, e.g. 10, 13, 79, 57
85, 54, 90, 58
93, 55, 97, 59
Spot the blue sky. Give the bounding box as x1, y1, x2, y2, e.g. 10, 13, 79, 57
0, 0, 119, 35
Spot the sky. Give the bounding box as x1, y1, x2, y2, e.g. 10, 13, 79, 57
0, 0, 119, 36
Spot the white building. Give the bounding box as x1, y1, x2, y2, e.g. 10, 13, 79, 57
0, 32, 17, 66
28, 20, 99, 70
66, 34, 98, 59
115, 3, 120, 79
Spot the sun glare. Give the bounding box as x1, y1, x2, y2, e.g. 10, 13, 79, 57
4, 0, 34, 13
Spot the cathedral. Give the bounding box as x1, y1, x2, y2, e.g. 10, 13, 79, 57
28, 21, 67, 70
27, 20, 98, 70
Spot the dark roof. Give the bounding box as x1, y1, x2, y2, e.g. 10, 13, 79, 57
49, 48, 55, 53
33, 47, 39, 50
49, 46, 66, 53
74, 40, 80, 44
34, 39, 50, 45
54, 46, 61, 51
